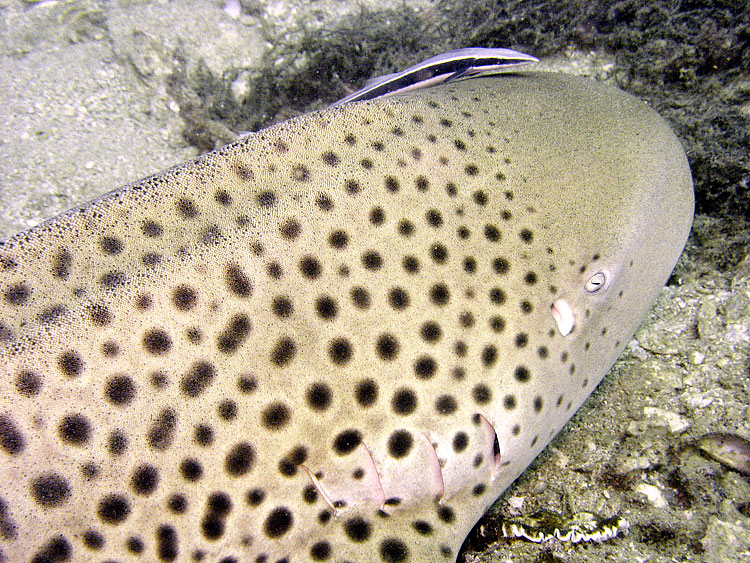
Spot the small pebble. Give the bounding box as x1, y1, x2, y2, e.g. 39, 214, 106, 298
697, 432, 750, 476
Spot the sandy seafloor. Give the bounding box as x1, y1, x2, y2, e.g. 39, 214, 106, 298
1, 0, 749, 562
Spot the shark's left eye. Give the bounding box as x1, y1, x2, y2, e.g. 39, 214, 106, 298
584, 271, 609, 294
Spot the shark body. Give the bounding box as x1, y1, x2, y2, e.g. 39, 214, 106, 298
0, 71, 693, 563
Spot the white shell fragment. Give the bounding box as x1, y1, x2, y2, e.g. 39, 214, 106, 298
500, 510, 630, 544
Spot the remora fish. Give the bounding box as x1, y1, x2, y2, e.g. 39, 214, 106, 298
0, 61, 693, 562
330, 47, 539, 106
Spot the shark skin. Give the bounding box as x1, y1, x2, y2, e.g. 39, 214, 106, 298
0, 71, 693, 563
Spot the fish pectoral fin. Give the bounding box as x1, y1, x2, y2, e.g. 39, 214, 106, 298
443, 67, 471, 84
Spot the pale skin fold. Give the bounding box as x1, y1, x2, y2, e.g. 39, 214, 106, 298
0, 72, 693, 563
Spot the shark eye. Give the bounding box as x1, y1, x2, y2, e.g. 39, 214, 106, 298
584, 271, 609, 294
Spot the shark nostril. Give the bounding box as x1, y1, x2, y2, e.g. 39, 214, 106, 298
551, 299, 575, 336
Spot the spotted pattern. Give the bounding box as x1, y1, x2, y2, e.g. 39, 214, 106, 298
0, 72, 679, 563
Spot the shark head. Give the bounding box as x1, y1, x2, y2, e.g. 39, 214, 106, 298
0, 68, 692, 563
